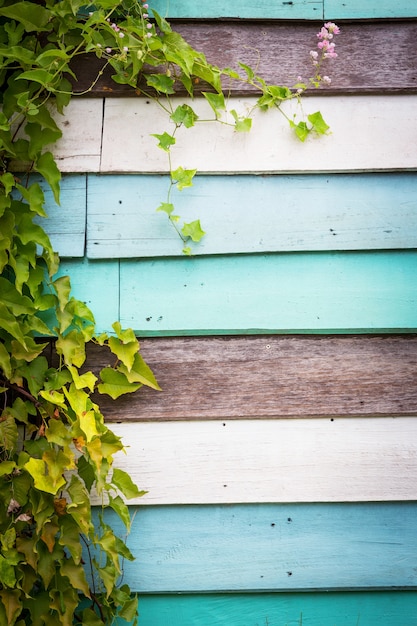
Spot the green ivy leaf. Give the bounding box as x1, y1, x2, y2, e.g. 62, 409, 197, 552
67, 364, 97, 392
289, 120, 310, 142
66, 474, 92, 536
108, 494, 131, 530
0, 277, 36, 315
60, 558, 91, 597
151, 9, 172, 34
151, 131, 176, 152
0, 460, 17, 477
55, 330, 86, 367
230, 109, 252, 132
35, 151, 61, 205
0, 342, 12, 379
0, 557, 17, 589
0, 415, 19, 454
171, 166, 197, 190
156, 202, 175, 215
308, 111, 330, 135
25, 453, 67, 495
171, 104, 198, 128
0, 2, 51, 32
112, 468, 146, 500
97, 368, 142, 399
118, 352, 161, 391
146, 73, 176, 94
17, 68, 56, 89
108, 336, 139, 372
0, 588, 21, 624
181, 219, 206, 242
202, 91, 226, 118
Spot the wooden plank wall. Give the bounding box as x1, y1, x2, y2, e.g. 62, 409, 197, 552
36, 4, 417, 624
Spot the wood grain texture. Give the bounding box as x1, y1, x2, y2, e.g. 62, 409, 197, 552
72, 21, 417, 97
91, 335, 417, 421
51, 99, 102, 173
135, 591, 417, 626
96, 503, 417, 590
32, 174, 86, 258
102, 418, 417, 504
119, 251, 417, 335
100, 96, 417, 173
86, 173, 417, 258
147, 0, 417, 19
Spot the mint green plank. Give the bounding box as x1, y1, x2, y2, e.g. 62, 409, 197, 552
150, 0, 323, 19
33, 174, 86, 257
119, 251, 417, 335
97, 503, 417, 592
324, 0, 417, 18
134, 591, 417, 626
56, 258, 119, 332
86, 174, 417, 259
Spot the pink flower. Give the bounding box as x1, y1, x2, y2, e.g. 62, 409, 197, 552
324, 22, 341, 34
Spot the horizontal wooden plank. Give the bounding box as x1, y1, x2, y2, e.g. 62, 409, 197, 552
96, 502, 417, 590
93, 335, 417, 421
46, 99, 103, 173
85, 173, 417, 258
74, 21, 417, 97
100, 96, 417, 173
103, 418, 417, 504
136, 591, 417, 626
32, 174, 86, 257
54, 258, 120, 331
147, 0, 417, 19
119, 251, 417, 335
149, 0, 323, 19
325, 0, 417, 19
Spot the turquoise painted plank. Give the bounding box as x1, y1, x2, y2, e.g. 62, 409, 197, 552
33, 174, 86, 257
96, 503, 417, 592
86, 173, 417, 258
150, 0, 323, 19
119, 251, 417, 335
150, 0, 417, 19
324, 0, 417, 19
134, 591, 417, 626
55, 258, 120, 332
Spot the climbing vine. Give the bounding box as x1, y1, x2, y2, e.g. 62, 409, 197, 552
0, 1, 339, 624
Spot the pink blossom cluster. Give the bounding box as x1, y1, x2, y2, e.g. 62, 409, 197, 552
314, 22, 340, 59
305, 21, 340, 85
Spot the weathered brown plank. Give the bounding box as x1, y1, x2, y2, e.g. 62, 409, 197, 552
71, 21, 417, 97
86, 335, 417, 421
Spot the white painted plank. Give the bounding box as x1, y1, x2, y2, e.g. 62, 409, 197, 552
86, 173, 417, 258
99, 95, 417, 173
99, 417, 417, 505
52, 99, 103, 172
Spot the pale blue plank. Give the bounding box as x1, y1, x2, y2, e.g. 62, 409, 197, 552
96, 503, 417, 592
135, 591, 417, 626
150, 0, 323, 19
56, 258, 119, 332
119, 251, 417, 335
325, 0, 417, 19
86, 173, 417, 258
33, 174, 86, 257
